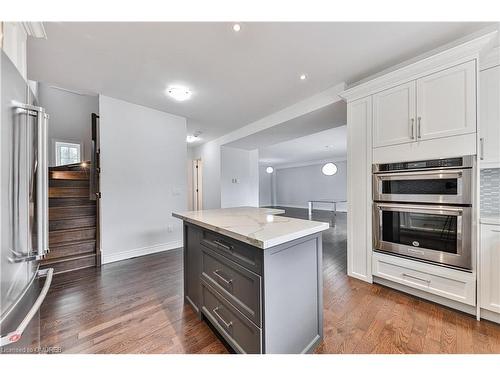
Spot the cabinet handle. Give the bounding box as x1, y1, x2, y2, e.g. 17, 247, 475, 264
212, 306, 233, 329
213, 269, 233, 285
480, 138, 485, 160
410, 118, 415, 139
402, 273, 430, 284
212, 239, 233, 252
417, 117, 422, 139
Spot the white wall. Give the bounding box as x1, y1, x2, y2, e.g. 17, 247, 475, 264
38, 83, 98, 166
220, 146, 259, 208
274, 160, 347, 211
259, 166, 273, 207
99, 95, 187, 264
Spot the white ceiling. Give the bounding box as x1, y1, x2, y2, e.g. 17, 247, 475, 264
28, 22, 491, 142
259, 125, 347, 167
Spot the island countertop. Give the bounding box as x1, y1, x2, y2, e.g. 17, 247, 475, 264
172, 206, 329, 249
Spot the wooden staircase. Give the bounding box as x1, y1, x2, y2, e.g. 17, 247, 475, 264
41, 162, 99, 274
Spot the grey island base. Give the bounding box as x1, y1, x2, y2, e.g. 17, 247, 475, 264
172, 207, 329, 354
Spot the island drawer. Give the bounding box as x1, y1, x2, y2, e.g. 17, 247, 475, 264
201, 281, 262, 354
201, 246, 262, 327
200, 230, 263, 275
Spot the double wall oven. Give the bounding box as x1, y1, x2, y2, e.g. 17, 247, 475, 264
373, 156, 474, 270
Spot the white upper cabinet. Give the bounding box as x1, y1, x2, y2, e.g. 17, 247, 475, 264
481, 224, 500, 314
416, 60, 477, 140
479, 65, 500, 168
373, 81, 416, 148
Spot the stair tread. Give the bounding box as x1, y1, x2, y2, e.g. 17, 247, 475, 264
49, 226, 96, 234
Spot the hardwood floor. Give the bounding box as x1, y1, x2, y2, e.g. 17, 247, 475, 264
40, 208, 500, 354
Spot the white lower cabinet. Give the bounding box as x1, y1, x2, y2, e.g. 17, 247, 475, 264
372, 252, 476, 306
480, 224, 500, 314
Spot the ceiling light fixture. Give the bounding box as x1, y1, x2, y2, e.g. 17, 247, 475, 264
166, 86, 192, 101
322, 163, 338, 176
266, 167, 274, 174
186, 135, 200, 143
233, 23, 241, 32
300, 74, 307, 81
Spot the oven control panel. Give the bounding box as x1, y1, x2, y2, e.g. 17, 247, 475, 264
374, 156, 473, 173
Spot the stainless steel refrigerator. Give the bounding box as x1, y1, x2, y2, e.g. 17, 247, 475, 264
0, 50, 53, 353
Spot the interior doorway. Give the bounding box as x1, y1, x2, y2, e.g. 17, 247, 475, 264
192, 159, 203, 210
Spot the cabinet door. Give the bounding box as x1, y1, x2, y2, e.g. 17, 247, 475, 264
481, 224, 500, 313
480, 65, 500, 167
416, 60, 476, 140
373, 81, 416, 147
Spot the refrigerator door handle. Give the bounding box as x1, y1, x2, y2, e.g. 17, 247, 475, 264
0, 268, 54, 347
10, 102, 50, 261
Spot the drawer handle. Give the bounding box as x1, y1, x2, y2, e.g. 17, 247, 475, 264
402, 273, 430, 284
213, 269, 233, 285
213, 306, 233, 329
212, 239, 233, 252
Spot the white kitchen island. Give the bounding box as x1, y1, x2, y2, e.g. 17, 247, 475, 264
172, 207, 329, 354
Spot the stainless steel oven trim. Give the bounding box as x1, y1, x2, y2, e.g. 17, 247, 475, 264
373, 202, 472, 269
372, 155, 474, 173
373, 168, 472, 205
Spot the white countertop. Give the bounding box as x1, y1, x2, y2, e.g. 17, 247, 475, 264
172, 206, 330, 249
481, 215, 500, 225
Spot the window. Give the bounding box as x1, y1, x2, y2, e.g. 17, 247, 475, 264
55, 141, 81, 166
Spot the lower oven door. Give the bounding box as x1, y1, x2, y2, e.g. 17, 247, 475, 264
373, 203, 472, 270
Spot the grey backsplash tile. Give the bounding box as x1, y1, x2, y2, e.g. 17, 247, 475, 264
481, 168, 500, 217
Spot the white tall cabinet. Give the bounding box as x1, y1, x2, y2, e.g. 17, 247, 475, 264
341, 30, 498, 319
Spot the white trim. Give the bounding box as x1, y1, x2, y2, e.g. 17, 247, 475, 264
480, 308, 500, 324
22, 22, 46, 39
102, 240, 183, 264
340, 29, 498, 102
480, 46, 500, 71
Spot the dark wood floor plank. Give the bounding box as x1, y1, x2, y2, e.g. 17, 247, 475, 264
40, 209, 500, 354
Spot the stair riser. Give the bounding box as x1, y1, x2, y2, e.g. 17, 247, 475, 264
45, 241, 96, 260
49, 228, 96, 246
49, 206, 96, 220
49, 198, 96, 207
49, 179, 89, 188
50, 216, 96, 231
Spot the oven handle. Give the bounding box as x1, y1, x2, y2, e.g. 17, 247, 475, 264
374, 202, 464, 216
374, 169, 463, 179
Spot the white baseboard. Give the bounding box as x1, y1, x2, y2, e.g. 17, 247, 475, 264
275, 204, 347, 213
102, 240, 183, 264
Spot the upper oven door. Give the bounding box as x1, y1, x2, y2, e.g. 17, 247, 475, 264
373, 168, 472, 204
373, 203, 472, 270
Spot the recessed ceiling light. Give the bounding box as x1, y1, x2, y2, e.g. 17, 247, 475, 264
233, 23, 241, 32
186, 135, 200, 143
300, 74, 307, 81
166, 86, 192, 101
266, 167, 274, 174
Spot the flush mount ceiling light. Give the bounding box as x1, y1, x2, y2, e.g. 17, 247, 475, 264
300, 74, 307, 81
266, 167, 274, 174
322, 162, 338, 176
233, 23, 241, 32
166, 86, 192, 101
